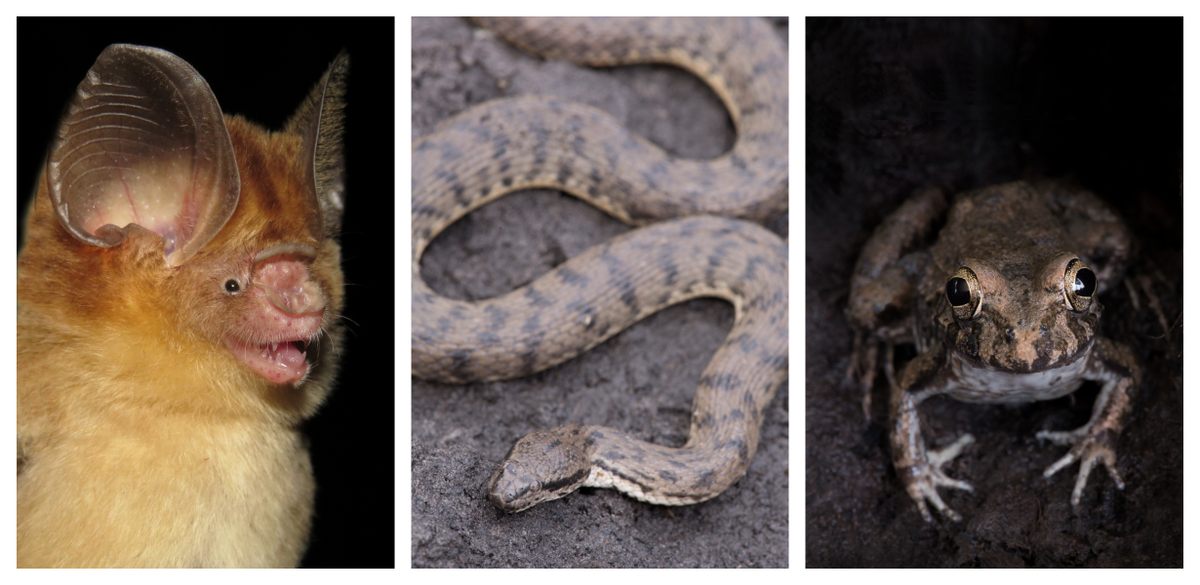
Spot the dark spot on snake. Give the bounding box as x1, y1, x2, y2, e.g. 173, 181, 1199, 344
523, 286, 554, 308
439, 142, 463, 161
700, 373, 741, 391
498, 160, 511, 174
556, 267, 590, 288
691, 470, 717, 490
448, 305, 466, 321
501, 176, 513, 188
566, 299, 597, 330
603, 450, 625, 461
728, 409, 745, 421
476, 330, 500, 346
730, 154, 748, 172
760, 353, 787, 369
586, 184, 600, 197
694, 412, 715, 430
520, 313, 542, 334
742, 391, 757, 409
436, 316, 452, 333
449, 349, 473, 380
658, 470, 679, 482
412, 204, 443, 218
734, 335, 758, 353
724, 441, 744, 460
484, 305, 510, 329
417, 227, 431, 242
616, 277, 639, 315
668, 458, 687, 469
741, 256, 765, 281
556, 164, 572, 184
518, 349, 539, 375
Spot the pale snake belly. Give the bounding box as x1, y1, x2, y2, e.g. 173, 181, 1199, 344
413, 17, 788, 512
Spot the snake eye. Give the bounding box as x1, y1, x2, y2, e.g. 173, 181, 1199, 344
1064, 258, 1096, 311
946, 267, 982, 320
223, 278, 242, 295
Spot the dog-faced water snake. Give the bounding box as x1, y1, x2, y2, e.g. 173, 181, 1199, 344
412, 17, 788, 512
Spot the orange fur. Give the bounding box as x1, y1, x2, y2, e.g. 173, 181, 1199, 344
17, 55, 346, 567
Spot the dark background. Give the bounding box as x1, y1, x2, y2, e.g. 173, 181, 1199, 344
17, 17, 395, 568
806, 18, 1182, 566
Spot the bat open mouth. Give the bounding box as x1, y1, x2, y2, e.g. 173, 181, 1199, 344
227, 337, 314, 386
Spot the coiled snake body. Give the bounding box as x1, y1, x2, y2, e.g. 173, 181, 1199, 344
413, 17, 788, 512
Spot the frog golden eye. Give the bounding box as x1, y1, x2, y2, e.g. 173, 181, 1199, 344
945, 267, 981, 319
1064, 258, 1096, 311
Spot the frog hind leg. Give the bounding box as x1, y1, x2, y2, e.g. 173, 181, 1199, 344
1037, 337, 1139, 508
847, 187, 948, 418
889, 348, 974, 522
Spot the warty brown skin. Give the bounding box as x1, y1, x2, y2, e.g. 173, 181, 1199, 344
413, 18, 789, 511
17, 46, 347, 567
848, 181, 1139, 522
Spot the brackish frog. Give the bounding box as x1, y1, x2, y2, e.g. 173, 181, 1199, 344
847, 181, 1139, 522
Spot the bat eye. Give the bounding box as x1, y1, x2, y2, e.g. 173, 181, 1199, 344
224, 279, 242, 295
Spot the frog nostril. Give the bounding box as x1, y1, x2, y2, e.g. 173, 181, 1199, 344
1005, 328, 1017, 344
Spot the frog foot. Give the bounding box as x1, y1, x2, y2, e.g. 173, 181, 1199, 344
1038, 426, 1125, 507
903, 433, 976, 522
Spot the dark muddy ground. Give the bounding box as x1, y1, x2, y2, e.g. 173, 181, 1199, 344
806, 18, 1182, 567
411, 18, 790, 567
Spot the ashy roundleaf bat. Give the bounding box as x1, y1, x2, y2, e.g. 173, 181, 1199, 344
17, 44, 348, 567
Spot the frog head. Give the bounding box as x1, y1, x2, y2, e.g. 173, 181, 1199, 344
938, 252, 1101, 372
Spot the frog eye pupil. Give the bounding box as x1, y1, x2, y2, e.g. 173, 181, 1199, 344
224, 279, 241, 294
1073, 268, 1096, 297
946, 277, 972, 307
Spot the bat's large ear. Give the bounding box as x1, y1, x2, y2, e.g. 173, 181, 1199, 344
47, 44, 240, 267
287, 50, 348, 238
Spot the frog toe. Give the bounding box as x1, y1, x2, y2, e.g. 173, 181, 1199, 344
1069, 443, 1125, 508
928, 433, 974, 466
1041, 430, 1125, 508
908, 477, 968, 523
904, 440, 975, 522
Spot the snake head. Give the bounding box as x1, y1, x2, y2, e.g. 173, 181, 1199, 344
487, 425, 592, 513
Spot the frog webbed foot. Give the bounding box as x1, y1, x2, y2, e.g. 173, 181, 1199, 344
1038, 426, 1125, 508
901, 433, 975, 522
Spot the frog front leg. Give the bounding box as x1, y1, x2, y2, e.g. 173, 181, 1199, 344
890, 347, 975, 522
1038, 337, 1140, 508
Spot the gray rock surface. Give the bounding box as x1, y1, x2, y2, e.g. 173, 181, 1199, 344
410, 17, 790, 567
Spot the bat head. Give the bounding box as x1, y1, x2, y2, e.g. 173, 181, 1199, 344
21, 44, 350, 421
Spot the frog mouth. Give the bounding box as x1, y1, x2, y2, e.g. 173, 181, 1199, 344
952, 337, 1095, 373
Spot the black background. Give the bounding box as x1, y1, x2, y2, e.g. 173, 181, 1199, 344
17, 17, 395, 568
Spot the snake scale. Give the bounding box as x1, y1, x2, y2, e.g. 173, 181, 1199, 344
413, 17, 788, 512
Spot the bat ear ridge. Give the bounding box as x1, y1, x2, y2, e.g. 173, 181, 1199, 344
288, 50, 348, 238
48, 43, 240, 267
